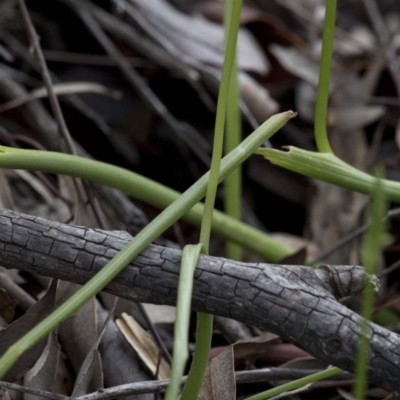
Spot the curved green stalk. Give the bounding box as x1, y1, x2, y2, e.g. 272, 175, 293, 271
165, 244, 203, 400
256, 146, 400, 202
244, 367, 342, 400
0, 110, 294, 379
314, 0, 336, 153
182, 1, 243, 398
0, 127, 295, 263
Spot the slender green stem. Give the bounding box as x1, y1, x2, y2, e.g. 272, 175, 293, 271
257, 146, 400, 202
199, 0, 243, 249
183, 1, 243, 398
0, 111, 293, 379
244, 367, 343, 400
314, 0, 336, 153
224, 0, 242, 261
180, 313, 214, 399
353, 168, 387, 400
165, 244, 203, 400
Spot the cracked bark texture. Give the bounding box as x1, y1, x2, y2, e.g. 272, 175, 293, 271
0, 209, 399, 391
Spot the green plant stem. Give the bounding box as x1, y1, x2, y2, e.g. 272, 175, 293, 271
245, 367, 343, 400
165, 244, 203, 400
199, 0, 242, 249
314, 0, 336, 153
0, 134, 295, 263
353, 169, 387, 400
0, 110, 293, 379
257, 146, 400, 202
180, 312, 213, 399
224, 0, 242, 261
183, 1, 243, 399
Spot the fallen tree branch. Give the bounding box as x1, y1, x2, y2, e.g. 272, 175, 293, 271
0, 209, 399, 391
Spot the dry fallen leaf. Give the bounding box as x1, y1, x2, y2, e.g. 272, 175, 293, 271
199, 346, 235, 400
71, 300, 115, 397
328, 106, 386, 132
131, 0, 269, 74
116, 312, 170, 380
97, 306, 154, 397
71, 350, 103, 397
141, 303, 176, 324
200, 335, 280, 399
57, 283, 99, 375
0, 280, 57, 382
24, 332, 61, 400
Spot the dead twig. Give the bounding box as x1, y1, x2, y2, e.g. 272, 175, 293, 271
17, 0, 76, 155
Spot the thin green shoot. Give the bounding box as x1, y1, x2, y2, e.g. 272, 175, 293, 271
182, 0, 243, 398
199, 0, 242, 250
165, 244, 203, 400
314, 0, 336, 153
353, 167, 388, 400
244, 366, 343, 400
224, 0, 243, 261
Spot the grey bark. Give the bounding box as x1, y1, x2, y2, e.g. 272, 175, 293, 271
0, 209, 399, 391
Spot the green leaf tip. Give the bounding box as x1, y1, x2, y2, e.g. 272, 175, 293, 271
256, 146, 400, 203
